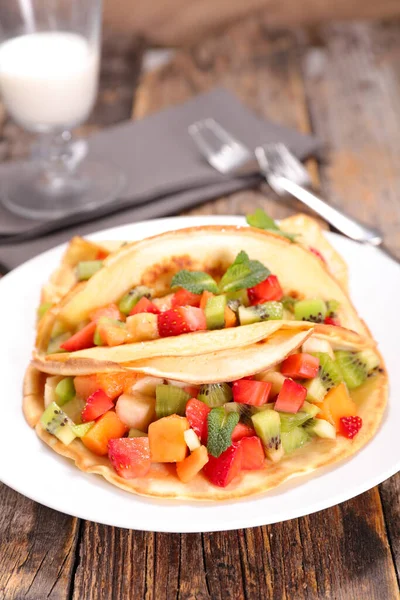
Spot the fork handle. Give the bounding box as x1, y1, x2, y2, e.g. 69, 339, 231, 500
269, 175, 382, 246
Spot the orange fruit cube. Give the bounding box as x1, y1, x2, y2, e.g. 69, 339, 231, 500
148, 415, 189, 463
176, 445, 209, 483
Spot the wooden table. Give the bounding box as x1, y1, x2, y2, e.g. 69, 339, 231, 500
1, 17, 399, 600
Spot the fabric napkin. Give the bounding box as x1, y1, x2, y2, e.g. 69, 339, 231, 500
0, 87, 321, 270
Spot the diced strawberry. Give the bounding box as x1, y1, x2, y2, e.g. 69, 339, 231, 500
232, 379, 272, 406
203, 444, 243, 487
157, 307, 206, 337
185, 398, 211, 443
184, 385, 199, 398
309, 247, 326, 263
280, 353, 319, 379
231, 422, 255, 442
108, 437, 151, 479
248, 275, 283, 304
324, 316, 341, 326
238, 436, 265, 470
339, 416, 362, 439
60, 321, 96, 352
171, 289, 201, 308
89, 303, 123, 323
274, 379, 306, 414
129, 297, 160, 316
81, 389, 114, 422
95, 249, 109, 260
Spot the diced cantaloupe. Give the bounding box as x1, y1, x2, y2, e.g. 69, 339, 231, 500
224, 306, 237, 328
176, 445, 209, 483
74, 374, 98, 401
81, 411, 128, 455
317, 382, 357, 430
200, 291, 214, 311
74, 373, 137, 401
148, 415, 189, 462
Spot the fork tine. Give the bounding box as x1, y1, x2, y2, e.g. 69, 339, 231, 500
188, 119, 228, 160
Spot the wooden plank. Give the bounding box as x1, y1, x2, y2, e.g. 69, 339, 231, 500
0, 484, 78, 600
380, 474, 400, 581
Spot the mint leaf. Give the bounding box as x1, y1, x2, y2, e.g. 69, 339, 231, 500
219, 251, 270, 293
246, 208, 298, 242
207, 407, 239, 458
171, 270, 219, 294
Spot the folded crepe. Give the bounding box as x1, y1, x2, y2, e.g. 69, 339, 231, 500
25, 323, 387, 500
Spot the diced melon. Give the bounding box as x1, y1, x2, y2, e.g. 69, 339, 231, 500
316, 382, 357, 430
74, 375, 98, 400
148, 415, 189, 462
81, 411, 128, 456
128, 376, 164, 397
115, 393, 156, 431
176, 445, 209, 483
255, 370, 286, 396
126, 313, 159, 342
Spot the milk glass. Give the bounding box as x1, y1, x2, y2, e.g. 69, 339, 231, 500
0, 0, 124, 219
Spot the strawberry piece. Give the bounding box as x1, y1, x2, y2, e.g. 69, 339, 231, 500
248, 275, 283, 304
171, 289, 201, 308
157, 306, 206, 337
274, 379, 307, 413
184, 385, 199, 398
185, 398, 211, 443
238, 436, 265, 470
89, 303, 123, 323
231, 422, 255, 442
324, 316, 341, 326
339, 416, 362, 439
232, 379, 272, 406
203, 444, 243, 487
108, 437, 151, 479
129, 297, 160, 316
81, 389, 114, 422
60, 321, 96, 352
280, 353, 319, 379
309, 247, 326, 263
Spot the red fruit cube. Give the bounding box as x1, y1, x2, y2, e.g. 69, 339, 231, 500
248, 275, 283, 304
185, 398, 211, 443
339, 416, 362, 439
108, 437, 151, 479
324, 316, 341, 326
203, 444, 243, 487
280, 353, 319, 379
274, 379, 307, 414
183, 385, 199, 398
171, 289, 201, 308
81, 389, 114, 422
157, 307, 206, 337
89, 303, 123, 323
231, 422, 255, 442
238, 436, 265, 470
60, 321, 96, 352
129, 297, 160, 316
232, 379, 272, 406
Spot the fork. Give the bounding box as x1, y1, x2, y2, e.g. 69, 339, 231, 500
189, 118, 382, 246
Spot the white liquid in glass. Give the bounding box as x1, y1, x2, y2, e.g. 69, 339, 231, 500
0, 32, 99, 131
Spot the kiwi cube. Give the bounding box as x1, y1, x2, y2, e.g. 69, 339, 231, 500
46, 332, 71, 355
155, 385, 190, 418
76, 260, 104, 281
281, 427, 310, 454
278, 411, 313, 433
251, 410, 283, 462
304, 376, 327, 403
40, 402, 76, 445
294, 298, 327, 323
238, 302, 283, 326
205, 295, 227, 330
119, 286, 153, 315
334, 351, 367, 390
198, 383, 232, 407
55, 377, 75, 406
72, 422, 95, 437
304, 418, 336, 440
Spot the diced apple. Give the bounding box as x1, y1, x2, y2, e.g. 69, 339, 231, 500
115, 393, 156, 431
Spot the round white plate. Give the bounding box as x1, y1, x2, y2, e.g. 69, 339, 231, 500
0, 216, 399, 532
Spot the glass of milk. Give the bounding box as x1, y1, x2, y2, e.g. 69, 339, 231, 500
0, 0, 125, 219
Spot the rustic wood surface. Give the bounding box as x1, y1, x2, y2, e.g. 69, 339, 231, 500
1, 17, 400, 600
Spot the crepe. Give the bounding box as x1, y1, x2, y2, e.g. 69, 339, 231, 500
24, 325, 387, 500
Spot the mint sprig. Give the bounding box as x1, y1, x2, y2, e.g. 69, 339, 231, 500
246, 208, 297, 242
207, 407, 239, 458
219, 251, 270, 293
171, 270, 219, 294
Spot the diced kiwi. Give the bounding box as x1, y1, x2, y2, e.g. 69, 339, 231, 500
224, 401, 253, 426
294, 298, 327, 323
72, 422, 94, 437
40, 402, 76, 445
281, 296, 297, 313
278, 411, 313, 433
226, 289, 250, 308
304, 418, 336, 440
301, 401, 320, 418
304, 377, 327, 403
251, 410, 283, 462
198, 383, 232, 407
128, 428, 147, 438
62, 396, 86, 424
334, 349, 379, 389
76, 260, 103, 281
155, 385, 190, 418
55, 377, 75, 406
93, 327, 104, 346
315, 352, 343, 391
282, 427, 310, 454
326, 299, 340, 317
46, 332, 71, 354
238, 301, 283, 325
118, 286, 153, 315
37, 302, 52, 320
205, 295, 227, 330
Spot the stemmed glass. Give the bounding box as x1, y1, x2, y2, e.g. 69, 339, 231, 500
0, 0, 125, 219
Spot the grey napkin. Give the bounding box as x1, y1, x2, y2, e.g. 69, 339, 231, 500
0, 87, 321, 270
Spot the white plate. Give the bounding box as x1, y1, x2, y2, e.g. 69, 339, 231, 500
0, 216, 399, 532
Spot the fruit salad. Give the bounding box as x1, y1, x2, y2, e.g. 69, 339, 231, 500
39, 340, 381, 488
